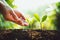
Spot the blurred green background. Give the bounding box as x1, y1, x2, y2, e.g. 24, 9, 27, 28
0, 0, 60, 30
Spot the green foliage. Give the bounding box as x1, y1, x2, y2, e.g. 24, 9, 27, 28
55, 2, 60, 13
0, 14, 5, 22
5, 0, 17, 8
56, 2, 60, 9
42, 15, 47, 22
34, 13, 40, 22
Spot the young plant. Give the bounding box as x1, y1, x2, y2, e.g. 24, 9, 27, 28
34, 13, 47, 30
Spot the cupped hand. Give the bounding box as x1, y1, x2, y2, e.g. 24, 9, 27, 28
0, 1, 29, 26
3, 9, 29, 26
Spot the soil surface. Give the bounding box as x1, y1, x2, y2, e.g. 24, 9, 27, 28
0, 30, 60, 40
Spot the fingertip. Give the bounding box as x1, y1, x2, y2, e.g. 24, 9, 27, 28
24, 22, 29, 26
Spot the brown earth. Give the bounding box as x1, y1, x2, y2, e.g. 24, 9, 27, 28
0, 30, 60, 40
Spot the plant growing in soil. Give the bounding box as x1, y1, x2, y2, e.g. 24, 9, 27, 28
25, 13, 47, 30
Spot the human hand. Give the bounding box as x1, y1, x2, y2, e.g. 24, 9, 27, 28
0, 1, 29, 26
3, 9, 29, 26
14, 10, 29, 26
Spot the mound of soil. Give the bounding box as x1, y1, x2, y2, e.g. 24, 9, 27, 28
0, 30, 60, 40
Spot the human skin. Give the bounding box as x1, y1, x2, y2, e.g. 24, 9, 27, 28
0, 1, 28, 26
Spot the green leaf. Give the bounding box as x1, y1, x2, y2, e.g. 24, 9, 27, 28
34, 13, 40, 22
0, 14, 5, 22
5, 0, 14, 4
5, 0, 17, 8
56, 2, 60, 9
42, 15, 47, 22
55, 2, 60, 13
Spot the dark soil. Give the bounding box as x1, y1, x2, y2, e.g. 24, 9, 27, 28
0, 30, 60, 40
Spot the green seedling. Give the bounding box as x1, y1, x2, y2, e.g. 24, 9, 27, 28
26, 13, 47, 30
34, 13, 47, 30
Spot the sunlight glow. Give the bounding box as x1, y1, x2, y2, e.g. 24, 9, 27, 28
13, 0, 60, 14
